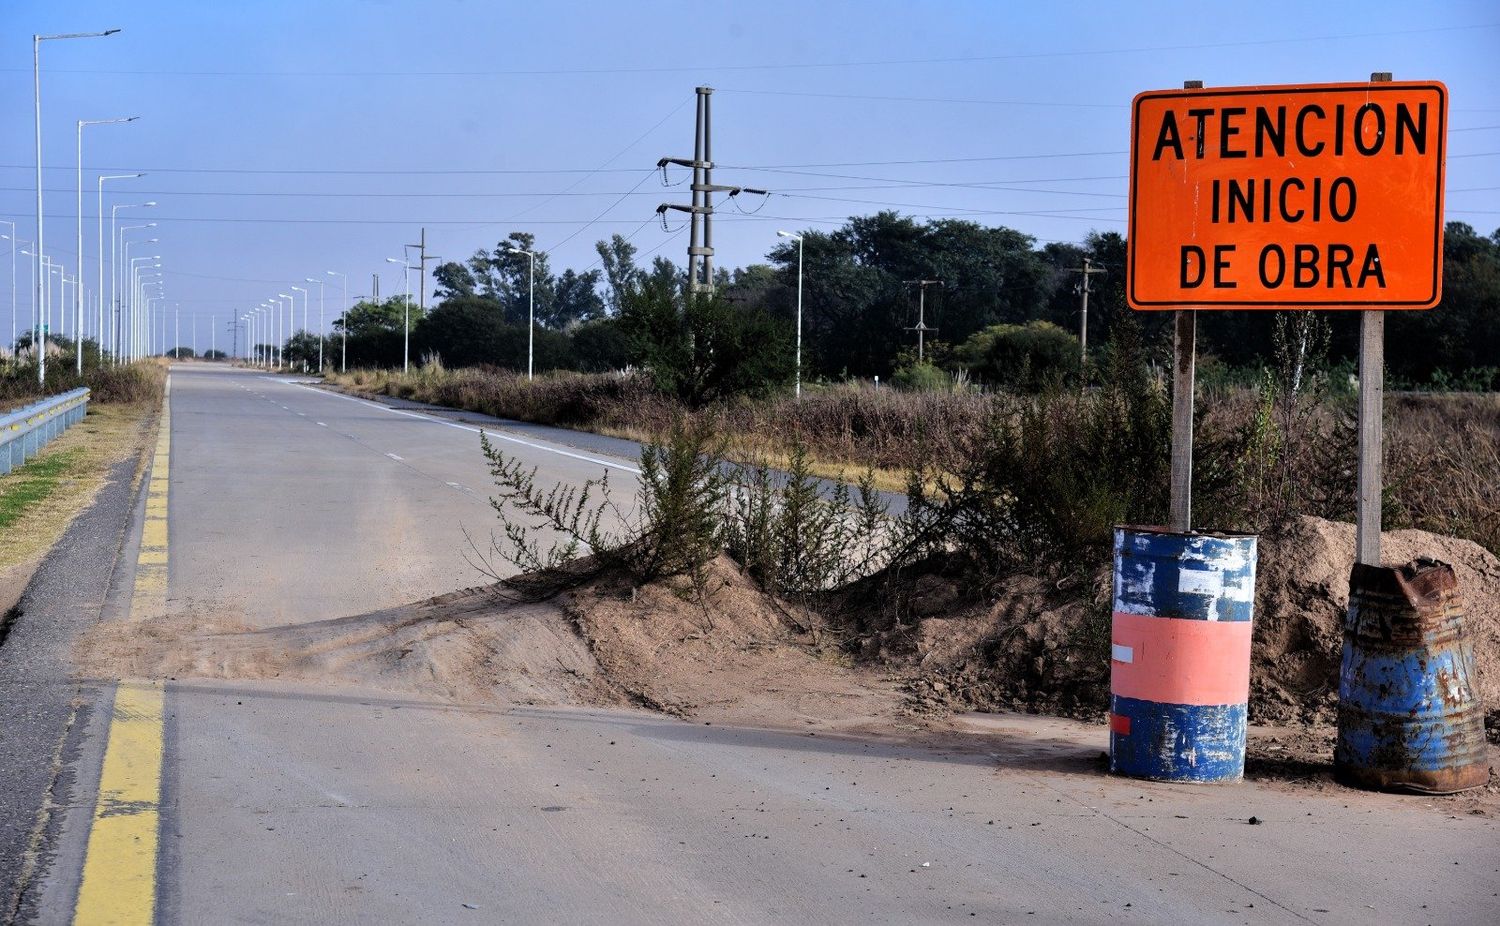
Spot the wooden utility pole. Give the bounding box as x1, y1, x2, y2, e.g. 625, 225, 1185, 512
906, 279, 942, 362
1068, 256, 1106, 375
1167, 80, 1203, 533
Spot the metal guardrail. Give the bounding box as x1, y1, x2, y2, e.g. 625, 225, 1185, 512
0, 387, 91, 476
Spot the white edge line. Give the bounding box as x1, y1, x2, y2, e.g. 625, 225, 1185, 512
286, 382, 642, 475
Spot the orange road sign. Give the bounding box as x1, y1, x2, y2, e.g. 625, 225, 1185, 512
1127, 81, 1447, 309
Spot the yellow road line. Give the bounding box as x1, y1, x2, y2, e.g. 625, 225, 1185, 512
72, 684, 164, 926
73, 377, 171, 926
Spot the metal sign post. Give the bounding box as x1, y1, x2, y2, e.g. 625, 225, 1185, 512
1355, 72, 1392, 567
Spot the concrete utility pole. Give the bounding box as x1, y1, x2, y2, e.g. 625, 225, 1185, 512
657, 87, 765, 295
906, 279, 942, 363
1356, 71, 1393, 567
410, 228, 439, 364
1067, 256, 1107, 376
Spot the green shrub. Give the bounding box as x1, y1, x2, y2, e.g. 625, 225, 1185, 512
890, 362, 949, 392
955, 320, 1079, 390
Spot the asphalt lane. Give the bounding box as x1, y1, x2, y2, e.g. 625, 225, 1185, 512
31, 365, 1500, 925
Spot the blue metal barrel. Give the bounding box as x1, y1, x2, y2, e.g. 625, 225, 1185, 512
1336, 559, 1489, 794
1110, 526, 1258, 782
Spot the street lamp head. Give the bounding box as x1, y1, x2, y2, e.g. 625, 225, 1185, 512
103, 29, 122, 36
776, 230, 801, 240
143, 201, 157, 207
304, 277, 319, 283
325, 270, 339, 276
385, 257, 403, 265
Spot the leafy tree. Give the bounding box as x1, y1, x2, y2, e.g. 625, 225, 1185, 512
432, 260, 477, 299
333, 296, 418, 368
764, 212, 1051, 379
619, 281, 792, 406
595, 233, 643, 313
570, 317, 631, 372
550, 268, 606, 328
282, 331, 322, 370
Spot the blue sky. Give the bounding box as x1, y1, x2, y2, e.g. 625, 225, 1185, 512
2, 0, 1497, 344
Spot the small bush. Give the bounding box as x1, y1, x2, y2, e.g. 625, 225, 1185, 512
955, 320, 1080, 390
890, 361, 950, 393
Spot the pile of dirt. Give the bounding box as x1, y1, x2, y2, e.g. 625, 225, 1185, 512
559, 556, 914, 734
1252, 516, 1500, 725
844, 517, 1500, 731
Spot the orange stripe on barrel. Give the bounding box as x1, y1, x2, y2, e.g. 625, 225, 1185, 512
1111, 611, 1252, 706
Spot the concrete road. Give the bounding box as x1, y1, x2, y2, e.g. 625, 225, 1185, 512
28, 366, 1499, 925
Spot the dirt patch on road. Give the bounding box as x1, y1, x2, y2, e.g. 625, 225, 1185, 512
76, 586, 604, 707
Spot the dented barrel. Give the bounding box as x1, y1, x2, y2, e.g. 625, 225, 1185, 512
1335, 559, 1488, 794
1110, 527, 1258, 782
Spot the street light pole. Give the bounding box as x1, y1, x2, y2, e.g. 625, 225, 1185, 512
326, 270, 347, 372
0, 223, 15, 359
122, 235, 158, 358
98, 173, 142, 362
385, 257, 414, 374
777, 231, 804, 398
276, 294, 293, 370
304, 277, 326, 372
35, 27, 121, 386
77, 116, 137, 372
113, 205, 155, 359
290, 285, 309, 371
506, 246, 536, 380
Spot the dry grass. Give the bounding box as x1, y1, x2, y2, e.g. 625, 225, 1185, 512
328, 366, 984, 490
0, 403, 158, 576
327, 365, 1500, 555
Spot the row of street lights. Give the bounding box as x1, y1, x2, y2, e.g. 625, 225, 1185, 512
240, 271, 350, 373
19, 25, 174, 382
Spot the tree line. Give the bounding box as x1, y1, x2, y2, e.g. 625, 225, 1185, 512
303, 216, 1500, 392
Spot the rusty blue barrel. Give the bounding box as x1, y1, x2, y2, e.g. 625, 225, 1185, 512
1335, 559, 1488, 794
1110, 526, 1258, 782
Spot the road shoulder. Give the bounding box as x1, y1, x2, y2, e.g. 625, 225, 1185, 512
0, 405, 159, 923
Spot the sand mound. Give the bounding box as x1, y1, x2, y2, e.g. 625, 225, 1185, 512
1253, 516, 1500, 724
76, 585, 604, 706
560, 556, 914, 733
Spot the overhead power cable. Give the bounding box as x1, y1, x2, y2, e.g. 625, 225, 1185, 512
5, 23, 1492, 76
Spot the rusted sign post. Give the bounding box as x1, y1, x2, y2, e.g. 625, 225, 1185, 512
1116, 75, 1453, 787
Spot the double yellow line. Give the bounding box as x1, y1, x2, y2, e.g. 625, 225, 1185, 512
72, 378, 170, 925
